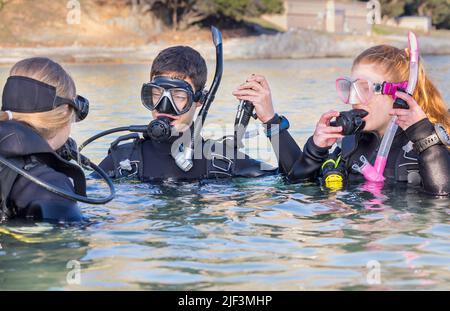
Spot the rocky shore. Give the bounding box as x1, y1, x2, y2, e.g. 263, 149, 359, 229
1, 30, 449, 64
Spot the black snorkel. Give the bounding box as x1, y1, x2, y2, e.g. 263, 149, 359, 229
173, 26, 224, 171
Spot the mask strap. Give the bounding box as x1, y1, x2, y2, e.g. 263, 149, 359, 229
382, 81, 408, 99
194, 89, 207, 104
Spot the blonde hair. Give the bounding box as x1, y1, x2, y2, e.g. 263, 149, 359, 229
0, 57, 76, 139
353, 45, 450, 133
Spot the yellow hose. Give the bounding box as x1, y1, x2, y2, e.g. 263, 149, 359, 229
0, 227, 43, 244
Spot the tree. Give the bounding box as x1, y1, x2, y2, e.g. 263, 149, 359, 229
412, 0, 450, 29
368, 0, 450, 29
116, 0, 284, 30
377, 0, 413, 18
0, 0, 12, 11
212, 0, 284, 20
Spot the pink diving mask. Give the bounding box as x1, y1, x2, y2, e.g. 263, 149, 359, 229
336, 76, 408, 105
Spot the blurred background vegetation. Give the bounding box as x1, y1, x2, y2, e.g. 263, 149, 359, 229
107, 0, 449, 30
0, 0, 448, 30
0, 0, 448, 49
378, 0, 450, 29
107, 0, 284, 30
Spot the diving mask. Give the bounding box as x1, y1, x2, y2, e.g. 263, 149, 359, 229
336, 76, 408, 105
2, 76, 89, 122
141, 76, 204, 116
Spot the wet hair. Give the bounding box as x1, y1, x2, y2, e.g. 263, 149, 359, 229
150, 46, 207, 92
353, 45, 450, 133
0, 57, 76, 140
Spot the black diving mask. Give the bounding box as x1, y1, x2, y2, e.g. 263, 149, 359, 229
141, 76, 204, 116
2, 76, 89, 122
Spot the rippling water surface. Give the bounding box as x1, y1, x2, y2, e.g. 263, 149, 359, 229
0, 57, 449, 290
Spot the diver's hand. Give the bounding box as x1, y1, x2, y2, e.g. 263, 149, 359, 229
232, 74, 275, 123
390, 91, 426, 130
313, 110, 344, 148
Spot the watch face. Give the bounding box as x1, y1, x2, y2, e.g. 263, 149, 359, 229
436, 124, 450, 145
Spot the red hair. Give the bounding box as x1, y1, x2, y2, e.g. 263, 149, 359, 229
353, 45, 450, 133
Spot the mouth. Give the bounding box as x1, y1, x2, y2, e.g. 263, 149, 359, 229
154, 113, 180, 125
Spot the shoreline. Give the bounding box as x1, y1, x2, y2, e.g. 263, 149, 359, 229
1, 31, 450, 64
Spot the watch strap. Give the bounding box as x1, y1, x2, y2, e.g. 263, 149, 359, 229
413, 133, 442, 153
264, 115, 290, 138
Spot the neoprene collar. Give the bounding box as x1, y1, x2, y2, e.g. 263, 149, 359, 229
0, 120, 87, 196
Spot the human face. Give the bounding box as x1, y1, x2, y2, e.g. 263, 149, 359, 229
349, 63, 394, 136
48, 121, 72, 150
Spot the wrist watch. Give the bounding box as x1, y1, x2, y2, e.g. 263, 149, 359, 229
413, 123, 450, 153
264, 115, 290, 138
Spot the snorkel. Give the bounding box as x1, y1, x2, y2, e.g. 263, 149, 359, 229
174, 26, 223, 172
352, 31, 420, 183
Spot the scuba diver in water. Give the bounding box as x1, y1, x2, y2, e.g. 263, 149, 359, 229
88, 27, 291, 181
0, 57, 115, 222
238, 40, 450, 196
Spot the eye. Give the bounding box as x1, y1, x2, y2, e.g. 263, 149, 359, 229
172, 90, 187, 96
355, 81, 369, 93
172, 90, 188, 101
338, 79, 351, 90
151, 88, 162, 96
175, 96, 187, 102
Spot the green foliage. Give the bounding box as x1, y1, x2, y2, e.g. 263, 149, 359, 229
0, 0, 8, 11
375, 0, 450, 29
413, 0, 450, 29
212, 0, 283, 19
122, 0, 284, 29
378, 0, 412, 17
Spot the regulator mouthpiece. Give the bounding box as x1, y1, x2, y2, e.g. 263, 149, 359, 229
331, 109, 368, 136
147, 117, 173, 142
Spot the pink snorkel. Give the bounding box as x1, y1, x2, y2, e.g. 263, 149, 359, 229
352, 31, 420, 183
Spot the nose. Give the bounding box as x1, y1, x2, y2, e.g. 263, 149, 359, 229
348, 88, 360, 105
157, 96, 177, 115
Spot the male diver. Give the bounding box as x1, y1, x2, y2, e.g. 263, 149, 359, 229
91, 28, 292, 181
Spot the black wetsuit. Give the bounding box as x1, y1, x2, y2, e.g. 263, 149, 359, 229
277, 118, 450, 196
0, 121, 85, 221
98, 128, 279, 181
